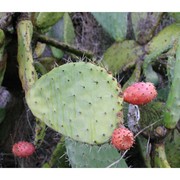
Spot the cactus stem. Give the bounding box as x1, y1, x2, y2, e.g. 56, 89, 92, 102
33, 32, 94, 59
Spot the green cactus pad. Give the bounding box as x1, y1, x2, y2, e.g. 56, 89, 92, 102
131, 12, 163, 45
65, 137, 128, 168
102, 40, 144, 75
145, 24, 180, 54
169, 12, 180, 23
49, 12, 75, 59
145, 64, 159, 86
153, 144, 171, 168
0, 29, 5, 46
43, 137, 70, 168
165, 129, 180, 167
26, 62, 123, 144
143, 24, 180, 82
92, 12, 128, 42
164, 37, 180, 129
17, 20, 38, 93
33, 12, 64, 32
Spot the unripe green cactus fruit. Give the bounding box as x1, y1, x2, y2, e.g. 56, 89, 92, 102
26, 62, 123, 144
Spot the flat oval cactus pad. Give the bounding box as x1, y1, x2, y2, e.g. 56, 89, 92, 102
26, 62, 123, 144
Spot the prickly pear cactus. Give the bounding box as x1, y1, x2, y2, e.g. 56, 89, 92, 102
138, 102, 164, 134
34, 42, 46, 58
17, 18, 46, 147
153, 143, 171, 168
169, 12, 180, 22
131, 12, 163, 45
65, 137, 128, 168
164, 37, 180, 129
145, 24, 180, 55
43, 137, 69, 168
92, 12, 128, 42
48, 12, 75, 59
32, 12, 64, 33
17, 20, 38, 93
144, 64, 159, 86
143, 24, 180, 82
165, 129, 180, 167
26, 62, 123, 144
102, 40, 143, 75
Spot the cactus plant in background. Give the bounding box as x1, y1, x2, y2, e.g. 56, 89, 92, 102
102, 40, 144, 75
16, 16, 47, 148
48, 12, 75, 59
0, 12, 180, 168
32, 12, 64, 33
131, 12, 163, 45
65, 137, 128, 168
92, 12, 128, 42
17, 19, 38, 93
163, 37, 180, 129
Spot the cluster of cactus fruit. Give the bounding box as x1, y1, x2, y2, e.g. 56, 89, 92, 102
0, 12, 180, 168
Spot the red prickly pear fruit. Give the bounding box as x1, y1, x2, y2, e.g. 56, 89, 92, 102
123, 82, 157, 105
111, 127, 134, 150
12, 141, 35, 158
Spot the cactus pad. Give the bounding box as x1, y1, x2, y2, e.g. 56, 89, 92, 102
26, 62, 123, 144
92, 12, 128, 42
33, 12, 64, 32
102, 40, 143, 75
65, 137, 128, 168
131, 12, 163, 45
48, 12, 75, 59
164, 37, 180, 129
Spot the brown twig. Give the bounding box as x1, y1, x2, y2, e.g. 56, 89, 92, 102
33, 32, 94, 59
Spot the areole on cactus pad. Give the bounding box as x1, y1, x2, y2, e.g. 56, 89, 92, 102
26, 62, 123, 145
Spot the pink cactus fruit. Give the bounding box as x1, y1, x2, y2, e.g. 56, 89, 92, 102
111, 127, 134, 150
12, 141, 35, 158
123, 82, 157, 105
